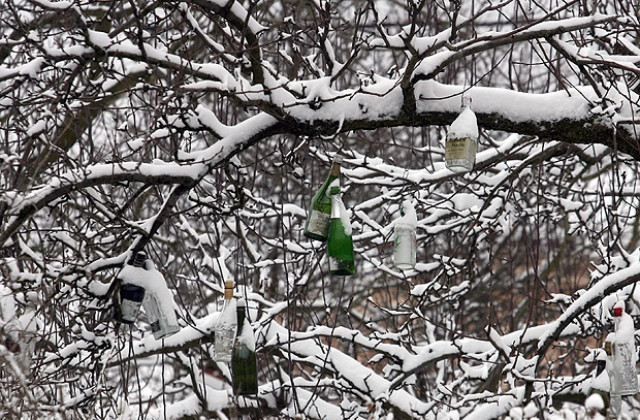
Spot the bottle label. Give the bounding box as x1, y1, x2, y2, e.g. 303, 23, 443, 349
612, 341, 639, 395
120, 298, 143, 323
307, 209, 330, 237
445, 137, 477, 170
214, 326, 236, 362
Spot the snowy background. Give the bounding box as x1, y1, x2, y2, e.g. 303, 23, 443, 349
2, 0, 640, 419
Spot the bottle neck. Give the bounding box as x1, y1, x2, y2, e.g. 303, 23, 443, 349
236, 307, 246, 334
329, 161, 341, 178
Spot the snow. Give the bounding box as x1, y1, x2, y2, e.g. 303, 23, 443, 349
448, 105, 478, 139
585, 393, 605, 410
335, 193, 353, 236
4, 2, 640, 419
396, 199, 417, 228
415, 80, 596, 123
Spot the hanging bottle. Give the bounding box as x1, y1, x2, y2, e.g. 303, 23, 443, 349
445, 97, 478, 173
116, 252, 147, 324
610, 302, 639, 396
393, 200, 417, 270
231, 299, 258, 396
327, 186, 355, 276
141, 257, 180, 340
588, 349, 610, 415
213, 281, 237, 362
303, 154, 343, 241
604, 334, 622, 418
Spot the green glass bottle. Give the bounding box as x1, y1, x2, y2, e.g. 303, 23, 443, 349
231, 299, 258, 395
303, 155, 343, 241
327, 186, 355, 276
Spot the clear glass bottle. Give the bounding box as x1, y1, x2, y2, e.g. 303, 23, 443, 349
231, 299, 258, 395
214, 281, 237, 362
116, 252, 147, 324
327, 186, 355, 276
445, 97, 478, 173
145, 290, 180, 340
304, 155, 343, 241
141, 257, 180, 340
393, 200, 417, 270
611, 304, 639, 396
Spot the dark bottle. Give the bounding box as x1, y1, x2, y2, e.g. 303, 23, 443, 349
231, 299, 258, 395
327, 186, 355, 276
303, 155, 343, 241
116, 252, 147, 324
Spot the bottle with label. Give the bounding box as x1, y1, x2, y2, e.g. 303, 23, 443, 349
231, 299, 258, 395
610, 302, 639, 396
445, 97, 478, 173
213, 281, 237, 362
393, 200, 417, 270
327, 186, 355, 276
116, 252, 147, 324
303, 155, 343, 241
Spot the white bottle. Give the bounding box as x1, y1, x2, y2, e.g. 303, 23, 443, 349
445, 97, 478, 173
393, 200, 417, 270
213, 281, 237, 362
611, 302, 639, 396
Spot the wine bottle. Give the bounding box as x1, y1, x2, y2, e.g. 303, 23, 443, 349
213, 281, 237, 362
393, 200, 417, 270
445, 97, 478, 173
327, 186, 355, 276
116, 252, 147, 324
231, 299, 258, 395
610, 302, 639, 396
303, 155, 343, 241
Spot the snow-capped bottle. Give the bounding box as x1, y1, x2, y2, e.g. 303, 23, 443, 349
393, 200, 417, 270
213, 281, 237, 362
231, 299, 258, 395
327, 186, 355, 276
588, 349, 610, 414
610, 302, 639, 396
116, 252, 147, 324
303, 155, 343, 241
445, 97, 478, 173
141, 259, 180, 340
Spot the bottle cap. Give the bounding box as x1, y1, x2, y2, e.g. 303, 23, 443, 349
333, 154, 344, 164
131, 252, 147, 267
612, 300, 625, 317
237, 298, 246, 308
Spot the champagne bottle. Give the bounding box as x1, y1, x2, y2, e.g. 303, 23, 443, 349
213, 281, 237, 362
327, 186, 355, 276
445, 97, 478, 173
303, 155, 343, 241
116, 252, 147, 324
231, 299, 258, 395
610, 302, 639, 396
